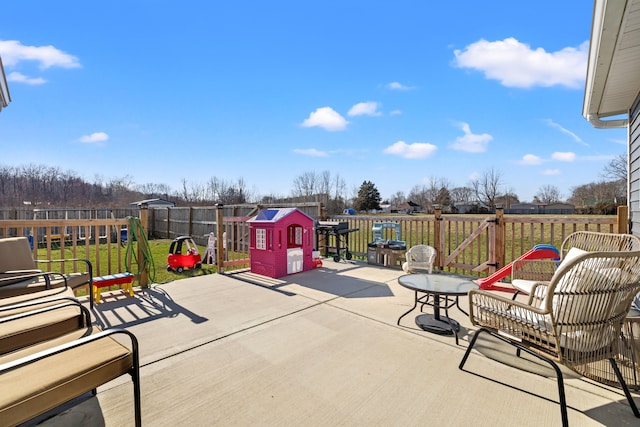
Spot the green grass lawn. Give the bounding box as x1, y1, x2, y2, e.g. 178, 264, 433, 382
39, 239, 219, 291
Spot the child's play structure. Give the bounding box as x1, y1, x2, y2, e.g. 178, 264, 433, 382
247, 208, 315, 278
475, 244, 560, 292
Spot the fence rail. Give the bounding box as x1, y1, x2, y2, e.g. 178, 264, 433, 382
0, 219, 130, 278
0, 205, 626, 282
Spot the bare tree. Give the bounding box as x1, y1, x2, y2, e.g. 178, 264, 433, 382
534, 184, 562, 204
291, 171, 318, 198
471, 167, 503, 209
568, 181, 623, 207
601, 153, 627, 182
450, 186, 474, 206
389, 191, 406, 208
408, 184, 429, 209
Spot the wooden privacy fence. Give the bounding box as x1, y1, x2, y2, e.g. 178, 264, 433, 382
147, 202, 323, 245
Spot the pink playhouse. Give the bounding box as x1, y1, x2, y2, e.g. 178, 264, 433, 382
247, 208, 315, 278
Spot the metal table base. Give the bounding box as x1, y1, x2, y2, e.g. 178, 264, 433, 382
415, 313, 460, 335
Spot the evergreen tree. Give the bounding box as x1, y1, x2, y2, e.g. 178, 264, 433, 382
354, 180, 382, 212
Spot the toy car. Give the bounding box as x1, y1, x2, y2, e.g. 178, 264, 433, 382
167, 236, 202, 273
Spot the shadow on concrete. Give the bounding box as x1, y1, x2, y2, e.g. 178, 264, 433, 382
35, 394, 106, 427
227, 264, 395, 299
92, 285, 208, 329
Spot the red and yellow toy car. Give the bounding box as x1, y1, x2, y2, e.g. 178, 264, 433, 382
167, 236, 202, 273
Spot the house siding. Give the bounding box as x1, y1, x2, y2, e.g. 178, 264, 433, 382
630, 92, 640, 236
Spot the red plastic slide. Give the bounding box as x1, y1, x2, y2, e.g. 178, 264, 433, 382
475, 244, 560, 293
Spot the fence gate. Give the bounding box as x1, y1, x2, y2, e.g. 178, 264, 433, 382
435, 211, 501, 276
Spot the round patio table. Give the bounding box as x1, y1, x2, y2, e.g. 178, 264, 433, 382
397, 273, 479, 345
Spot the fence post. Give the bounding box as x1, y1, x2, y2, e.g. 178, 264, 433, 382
216, 204, 225, 273
495, 207, 505, 272
138, 206, 149, 287
617, 205, 629, 234
434, 207, 442, 269
166, 207, 171, 240
148, 208, 155, 238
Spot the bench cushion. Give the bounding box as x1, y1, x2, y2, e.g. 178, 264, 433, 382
0, 272, 89, 299
0, 303, 85, 354
0, 327, 133, 426
0, 286, 76, 309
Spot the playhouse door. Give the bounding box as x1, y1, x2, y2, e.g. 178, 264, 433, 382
287, 248, 303, 274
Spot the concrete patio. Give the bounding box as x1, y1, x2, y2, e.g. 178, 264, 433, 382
40, 260, 639, 426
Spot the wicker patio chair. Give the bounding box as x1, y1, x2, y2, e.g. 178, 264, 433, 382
460, 249, 640, 426
511, 231, 640, 297
402, 245, 437, 274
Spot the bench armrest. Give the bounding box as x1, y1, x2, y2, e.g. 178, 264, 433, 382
0, 271, 67, 290
35, 258, 93, 280
0, 328, 138, 372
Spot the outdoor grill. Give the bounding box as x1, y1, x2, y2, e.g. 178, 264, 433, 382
315, 221, 359, 262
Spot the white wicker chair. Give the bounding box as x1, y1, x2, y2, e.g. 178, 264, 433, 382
461, 249, 640, 426
402, 245, 436, 274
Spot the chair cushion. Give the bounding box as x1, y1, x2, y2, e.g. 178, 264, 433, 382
0, 327, 133, 426
536, 248, 589, 310
511, 279, 538, 295
0, 286, 76, 309
1, 305, 85, 354
0, 274, 67, 299
558, 247, 589, 269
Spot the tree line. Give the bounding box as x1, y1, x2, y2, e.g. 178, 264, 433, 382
0, 155, 627, 215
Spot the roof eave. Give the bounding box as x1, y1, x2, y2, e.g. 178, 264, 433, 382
582, 0, 629, 128
0, 56, 11, 112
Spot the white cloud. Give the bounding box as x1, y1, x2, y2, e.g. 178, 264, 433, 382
390, 109, 402, 116
0, 39, 80, 69
541, 169, 561, 176
348, 101, 382, 117
292, 148, 329, 157
450, 122, 492, 153
551, 151, 576, 162
301, 107, 348, 131
78, 132, 109, 144
544, 119, 587, 146
383, 141, 437, 159
7, 71, 46, 85
520, 154, 542, 165
386, 82, 414, 91
453, 37, 587, 88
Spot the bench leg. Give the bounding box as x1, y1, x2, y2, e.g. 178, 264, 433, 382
124, 282, 134, 297
93, 285, 102, 304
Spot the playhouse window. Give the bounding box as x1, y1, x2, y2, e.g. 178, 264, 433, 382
287, 224, 303, 247
256, 228, 266, 250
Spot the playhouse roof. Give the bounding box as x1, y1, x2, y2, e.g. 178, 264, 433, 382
247, 207, 314, 223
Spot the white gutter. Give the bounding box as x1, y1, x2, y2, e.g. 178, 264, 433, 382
0, 56, 10, 112
587, 114, 628, 129
582, 0, 629, 129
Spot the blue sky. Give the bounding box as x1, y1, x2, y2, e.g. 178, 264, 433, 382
0, 1, 626, 203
